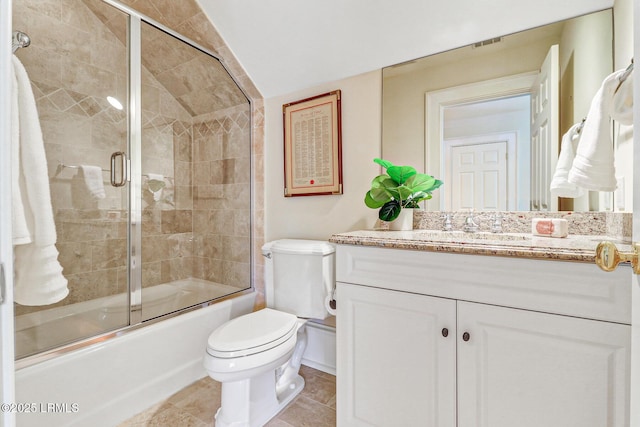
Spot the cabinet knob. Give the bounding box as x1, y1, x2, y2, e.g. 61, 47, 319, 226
441, 328, 449, 338
462, 332, 470, 342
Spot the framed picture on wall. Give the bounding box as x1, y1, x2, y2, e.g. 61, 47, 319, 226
282, 90, 343, 197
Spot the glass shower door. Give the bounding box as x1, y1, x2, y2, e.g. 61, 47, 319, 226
139, 22, 252, 321
12, 0, 131, 358
12, 0, 254, 360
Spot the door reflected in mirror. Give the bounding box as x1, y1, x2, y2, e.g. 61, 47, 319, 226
382, 8, 616, 212
443, 96, 527, 211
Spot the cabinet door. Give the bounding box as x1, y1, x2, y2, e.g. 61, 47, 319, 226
457, 301, 630, 427
337, 282, 456, 427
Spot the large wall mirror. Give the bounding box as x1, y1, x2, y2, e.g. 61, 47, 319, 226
382, 7, 632, 213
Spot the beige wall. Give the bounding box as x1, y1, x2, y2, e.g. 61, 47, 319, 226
559, 11, 613, 129
558, 10, 613, 211
264, 70, 382, 243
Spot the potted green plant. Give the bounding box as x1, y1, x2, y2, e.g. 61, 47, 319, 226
365, 158, 443, 227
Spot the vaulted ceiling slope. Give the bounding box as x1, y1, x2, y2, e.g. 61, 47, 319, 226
196, 0, 612, 98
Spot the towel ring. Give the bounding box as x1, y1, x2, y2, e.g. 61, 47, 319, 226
614, 59, 634, 94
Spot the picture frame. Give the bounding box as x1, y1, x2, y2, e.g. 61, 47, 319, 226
282, 90, 343, 197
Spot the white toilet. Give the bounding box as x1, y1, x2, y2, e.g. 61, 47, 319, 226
203, 239, 335, 427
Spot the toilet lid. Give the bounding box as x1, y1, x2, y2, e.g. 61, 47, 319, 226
207, 308, 298, 358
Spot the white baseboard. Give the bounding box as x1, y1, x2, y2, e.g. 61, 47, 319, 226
302, 321, 336, 376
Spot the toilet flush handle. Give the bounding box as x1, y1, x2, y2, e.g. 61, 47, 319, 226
324, 261, 336, 312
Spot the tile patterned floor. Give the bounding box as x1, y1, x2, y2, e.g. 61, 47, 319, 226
118, 365, 336, 427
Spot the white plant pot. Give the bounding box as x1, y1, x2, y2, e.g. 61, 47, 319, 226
388, 209, 414, 231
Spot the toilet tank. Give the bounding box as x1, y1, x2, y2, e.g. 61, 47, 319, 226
263, 239, 335, 319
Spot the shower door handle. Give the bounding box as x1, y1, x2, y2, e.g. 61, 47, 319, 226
110, 151, 128, 187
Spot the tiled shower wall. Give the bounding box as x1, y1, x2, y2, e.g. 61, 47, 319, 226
140, 105, 252, 290
13, 0, 263, 315
191, 107, 252, 287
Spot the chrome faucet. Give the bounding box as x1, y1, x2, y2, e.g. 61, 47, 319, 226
490, 213, 503, 233
441, 213, 453, 231
462, 210, 479, 233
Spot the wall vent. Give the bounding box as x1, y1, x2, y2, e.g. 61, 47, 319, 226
473, 37, 502, 48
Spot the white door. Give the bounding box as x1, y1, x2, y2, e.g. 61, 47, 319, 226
457, 301, 630, 427
337, 282, 456, 427
630, 10, 640, 423
0, 0, 17, 425
632, 193, 640, 426
530, 44, 559, 211
632, 274, 640, 426
449, 141, 507, 211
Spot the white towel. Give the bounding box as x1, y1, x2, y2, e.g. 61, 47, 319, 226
12, 56, 57, 246
550, 122, 585, 198
147, 173, 165, 202
11, 55, 68, 306
80, 165, 106, 199
567, 68, 627, 192
11, 57, 29, 245
611, 68, 633, 125
14, 244, 69, 306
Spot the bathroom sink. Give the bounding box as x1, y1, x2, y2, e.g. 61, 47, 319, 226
415, 230, 532, 242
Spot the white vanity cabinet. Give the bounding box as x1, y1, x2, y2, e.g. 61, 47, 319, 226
336, 244, 631, 427
338, 282, 457, 427
457, 301, 629, 427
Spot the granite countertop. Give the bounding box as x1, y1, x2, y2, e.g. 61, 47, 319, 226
329, 229, 633, 263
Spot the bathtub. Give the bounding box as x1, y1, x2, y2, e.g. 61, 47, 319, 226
14, 288, 255, 427
15, 279, 246, 358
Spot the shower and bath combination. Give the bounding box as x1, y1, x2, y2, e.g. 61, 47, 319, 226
11, 0, 254, 364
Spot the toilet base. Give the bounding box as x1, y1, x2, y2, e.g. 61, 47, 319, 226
277, 374, 305, 408
214, 372, 305, 427
213, 322, 308, 427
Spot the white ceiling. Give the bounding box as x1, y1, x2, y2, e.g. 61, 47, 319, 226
196, 0, 612, 99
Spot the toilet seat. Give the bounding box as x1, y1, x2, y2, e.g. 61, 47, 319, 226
207, 308, 298, 358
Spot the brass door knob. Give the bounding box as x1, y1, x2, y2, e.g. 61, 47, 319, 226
595, 241, 640, 273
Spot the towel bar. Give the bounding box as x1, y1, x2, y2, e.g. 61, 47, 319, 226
58, 163, 108, 172
56, 163, 173, 180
